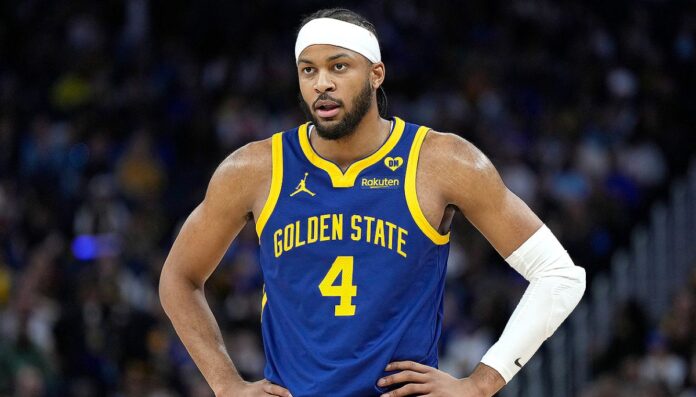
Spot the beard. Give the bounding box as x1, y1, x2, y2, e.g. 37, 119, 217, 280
299, 79, 373, 141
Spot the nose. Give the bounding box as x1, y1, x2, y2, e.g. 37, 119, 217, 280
314, 70, 335, 93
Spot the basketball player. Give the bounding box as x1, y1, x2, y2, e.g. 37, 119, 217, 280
159, 8, 586, 397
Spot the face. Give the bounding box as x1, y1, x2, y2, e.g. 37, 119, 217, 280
297, 44, 385, 140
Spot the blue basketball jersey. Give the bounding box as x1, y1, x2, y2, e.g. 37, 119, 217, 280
255, 117, 451, 396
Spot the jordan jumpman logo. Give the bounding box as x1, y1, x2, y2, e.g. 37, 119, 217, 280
290, 172, 315, 197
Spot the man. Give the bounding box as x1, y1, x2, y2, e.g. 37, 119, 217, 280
159, 8, 586, 397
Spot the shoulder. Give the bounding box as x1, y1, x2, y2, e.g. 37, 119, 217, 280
215, 137, 273, 180
205, 136, 274, 213
417, 129, 504, 206
419, 130, 497, 180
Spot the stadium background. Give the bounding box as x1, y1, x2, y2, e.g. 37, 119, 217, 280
1, 0, 695, 396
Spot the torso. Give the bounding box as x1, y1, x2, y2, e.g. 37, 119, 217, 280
251, 117, 452, 396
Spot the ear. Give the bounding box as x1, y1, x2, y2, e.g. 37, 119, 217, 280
370, 62, 386, 90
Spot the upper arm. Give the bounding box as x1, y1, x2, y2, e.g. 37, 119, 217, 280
161, 138, 272, 287
421, 131, 542, 258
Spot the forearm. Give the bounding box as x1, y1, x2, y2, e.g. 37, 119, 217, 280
480, 225, 586, 383
160, 272, 244, 395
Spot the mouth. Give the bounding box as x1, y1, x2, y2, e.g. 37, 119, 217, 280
314, 100, 341, 119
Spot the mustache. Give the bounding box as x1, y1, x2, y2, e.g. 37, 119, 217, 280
313, 93, 343, 108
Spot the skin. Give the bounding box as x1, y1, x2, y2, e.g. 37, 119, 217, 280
296, 46, 391, 167
159, 43, 543, 397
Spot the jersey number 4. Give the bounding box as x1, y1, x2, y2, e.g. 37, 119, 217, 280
318, 256, 357, 316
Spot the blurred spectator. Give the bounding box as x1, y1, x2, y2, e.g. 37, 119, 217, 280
639, 334, 687, 394
116, 130, 167, 203
661, 289, 696, 357
74, 175, 130, 236
592, 300, 649, 375
584, 269, 696, 396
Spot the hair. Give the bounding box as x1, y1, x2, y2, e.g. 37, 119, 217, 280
298, 8, 388, 118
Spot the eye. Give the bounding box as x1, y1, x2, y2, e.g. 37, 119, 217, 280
334, 63, 347, 71
302, 66, 314, 74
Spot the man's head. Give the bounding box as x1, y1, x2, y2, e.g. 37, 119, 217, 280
295, 8, 388, 140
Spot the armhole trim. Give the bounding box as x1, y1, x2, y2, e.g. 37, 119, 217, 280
260, 284, 267, 322
405, 126, 450, 245
255, 132, 284, 238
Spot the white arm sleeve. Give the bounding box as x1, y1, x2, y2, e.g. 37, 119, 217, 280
479, 225, 586, 383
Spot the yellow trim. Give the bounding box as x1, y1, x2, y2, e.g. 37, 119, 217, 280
405, 126, 450, 245
255, 132, 284, 238
260, 289, 267, 322
298, 117, 406, 187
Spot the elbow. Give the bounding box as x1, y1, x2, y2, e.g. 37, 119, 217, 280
570, 265, 587, 298
158, 262, 201, 315
554, 265, 586, 316
158, 265, 173, 314
578, 266, 587, 295
542, 265, 586, 336
553, 264, 586, 300
158, 263, 183, 315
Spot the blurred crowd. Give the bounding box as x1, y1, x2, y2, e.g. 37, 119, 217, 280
0, 0, 694, 396
581, 270, 696, 397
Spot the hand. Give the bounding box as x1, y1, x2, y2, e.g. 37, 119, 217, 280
217, 379, 293, 397
377, 361, 489, 397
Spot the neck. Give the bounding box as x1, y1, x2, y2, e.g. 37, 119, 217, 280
310, 107, 390, 171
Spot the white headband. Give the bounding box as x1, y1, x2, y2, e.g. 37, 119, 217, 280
295, 18, 381, 64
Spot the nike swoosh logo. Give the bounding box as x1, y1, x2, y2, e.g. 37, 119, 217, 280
514, 358, 523, 368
